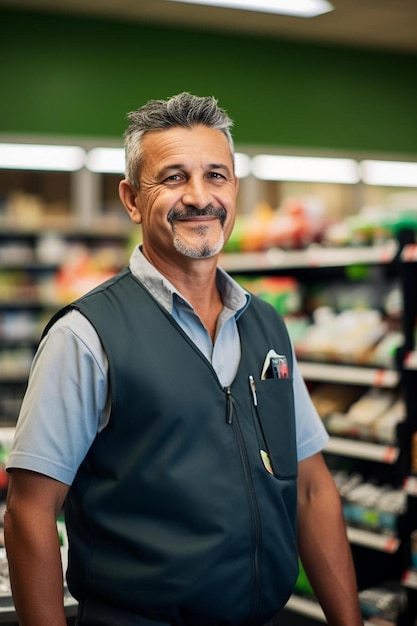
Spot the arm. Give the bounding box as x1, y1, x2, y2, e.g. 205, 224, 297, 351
297, 452, 363, 626
4, 469, 70, 626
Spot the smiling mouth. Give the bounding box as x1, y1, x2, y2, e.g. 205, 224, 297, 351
175, 214, 218, 222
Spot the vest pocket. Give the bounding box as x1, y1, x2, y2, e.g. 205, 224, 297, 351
254, 378, 297, 479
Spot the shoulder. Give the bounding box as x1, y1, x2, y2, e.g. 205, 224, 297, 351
46, 308, 97, 341
43, 309, 107, 371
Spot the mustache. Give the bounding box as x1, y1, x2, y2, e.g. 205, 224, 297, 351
167, 205, 227, 226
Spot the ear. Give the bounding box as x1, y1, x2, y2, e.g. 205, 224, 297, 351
119, 179, 142, 224
234, 175, 239, 195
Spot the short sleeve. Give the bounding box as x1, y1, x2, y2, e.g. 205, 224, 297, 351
6, 310, 109, 485
292, 348, 329, 461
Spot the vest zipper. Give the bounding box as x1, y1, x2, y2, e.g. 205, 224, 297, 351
225, 386, 234, 424
225, 385, 262, 621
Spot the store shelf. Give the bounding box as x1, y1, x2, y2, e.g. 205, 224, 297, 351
220, 240, 398, 273
0, 590, 77, 621
298, 361, 400, 387
0, 374, 30, 384
0, 221, 132, 430
285, 595, 374, 625
402, 569, 417, 590
403, 476, 417, 496
0, 298, 60, 307
285, 595, 327, 622
0, 262, 58, 271
0, 222, 132, 239
404, 351, 417, 371
325, 437, 400, 464
220, 234, 413, 622
401, 244, 417, 263
0, 336, 39, 346
346, 527, 400, 553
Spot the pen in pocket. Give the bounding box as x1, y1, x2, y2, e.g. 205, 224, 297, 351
248, 375, 258, 406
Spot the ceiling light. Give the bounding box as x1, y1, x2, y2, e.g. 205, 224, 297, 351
360, 160, 417, 188
235, 153, 251, 178
87, 147, 125, 174
166, 0, 334, 18
0, 143, 86, 171
0, 143, 85, 172
251, 154, 359, 184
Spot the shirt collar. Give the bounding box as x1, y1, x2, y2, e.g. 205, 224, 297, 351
128, 245, 250, 319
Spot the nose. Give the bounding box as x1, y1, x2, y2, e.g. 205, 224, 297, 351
181, 177, 212, 209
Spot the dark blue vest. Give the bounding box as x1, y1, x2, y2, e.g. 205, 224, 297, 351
49, 268, 299, 626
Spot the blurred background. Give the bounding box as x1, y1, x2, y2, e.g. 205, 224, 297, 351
0, 2, 417, 624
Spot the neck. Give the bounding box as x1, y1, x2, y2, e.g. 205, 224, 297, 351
142, 246, 223, 342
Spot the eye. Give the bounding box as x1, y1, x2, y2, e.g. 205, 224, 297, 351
162, 173, 185, 185
208, 171, 226, 180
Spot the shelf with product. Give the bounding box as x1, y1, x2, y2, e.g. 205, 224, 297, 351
0, 225, 135, 426
398, 242, 417, 626
221, 232, 417, 626
402, 482, 417, 596
1, 140, 417, 624
280, 595, 379, 626
0, 140, 145, 427
0, 149, 134, 622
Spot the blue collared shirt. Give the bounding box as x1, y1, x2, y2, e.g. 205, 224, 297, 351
8, 246, 328, 484
130, 248, 250, 386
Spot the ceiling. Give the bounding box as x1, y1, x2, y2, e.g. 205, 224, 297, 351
2, 0, 417, 54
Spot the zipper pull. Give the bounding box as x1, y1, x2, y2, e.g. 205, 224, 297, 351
248, 375, 258, 406
225, 386, 234, 424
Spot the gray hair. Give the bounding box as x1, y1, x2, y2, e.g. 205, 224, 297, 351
123, 92, 235, 187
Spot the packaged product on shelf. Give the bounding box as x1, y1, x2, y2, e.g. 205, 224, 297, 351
342, 482, 384, 531
0, 348, 34, 378
378, 489, 407, 535
370, 331, 404, 368
5, 191, 45, 228
309, 383, 363, 420
223, 203, 273, 252
0, 241, 34, 265
359, 583, 407, 623
0, 311, 40, 341
324, 413, 363, 439
0, 270, 38, 303
346, 388, 395, 425
35, 233, 69, 265
54, 244, 117, 303
281, 314, 310, 345
234, 275, 302, 316
223, 197, 326, 252
325, 389, 403, 444
347, 202, 417, 245
339, 478, 406, 535
0, 549, 11, 596
294, 307, 387, 364
331, 470, 363, 498
373, 398, 406, 445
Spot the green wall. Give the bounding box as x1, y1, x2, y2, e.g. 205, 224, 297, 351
1, 8, 417, 155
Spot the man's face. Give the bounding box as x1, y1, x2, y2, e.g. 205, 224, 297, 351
127, 124, 238, 262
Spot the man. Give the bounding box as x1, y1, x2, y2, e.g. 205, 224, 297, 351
4, 92, 363, 626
